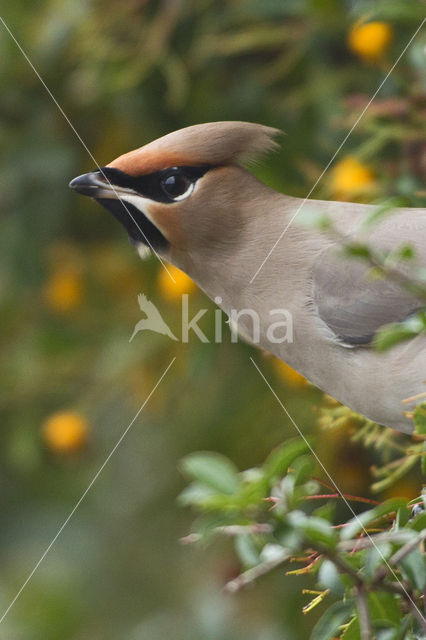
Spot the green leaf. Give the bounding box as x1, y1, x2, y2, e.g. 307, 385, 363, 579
375, 311, 426, 352
259, 543, 288, 563
292, 454, 316, 485
340, 616, 359, 639
310, 600, 354, 640
422, 441, 426, 475
179, 452, 240, 494
344, 244, 372, 259
234, 535, 260, 568
394, 506, 410, 530
364, 543, 392, 581
397, 546, 426, 591
408, 510, 426, 532
361, 198, 402, 228
374, 322, 419, 352
413, 403, 426, 436
368, 592, 401, 627
193, 512, 238, 538
318, 559, 344, 596
177, 482, 217, 506
340, 499, 407, 541
297, 207, 331, 231
281, 473, 297, 507
278, 523, 304, 552
312, 501, 336, 523
289, 512, 338, 548
302, 517, 338, 548
263, 438, 311, 481
396, 244, 416, 261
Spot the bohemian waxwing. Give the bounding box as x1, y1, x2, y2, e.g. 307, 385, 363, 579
70, 121, 426, 433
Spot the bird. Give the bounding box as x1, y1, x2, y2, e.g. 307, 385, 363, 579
129, 294, 178, 343
69, 121, 426, 433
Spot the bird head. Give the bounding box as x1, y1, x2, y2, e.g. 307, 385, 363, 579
69, 122, 281, 266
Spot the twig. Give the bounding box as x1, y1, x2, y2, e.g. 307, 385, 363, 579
304, 493, 379, 506
311, 476, 379, 504
403, 391, 426, 404
286, 555, 322, 576
356, 582, 372, 640
224, 551, 290, 593
389, 530, 426, 566
338, 530, 416, 552
180, 523, 273, 544
424, 586, 426, 620
216, 524, 273, 536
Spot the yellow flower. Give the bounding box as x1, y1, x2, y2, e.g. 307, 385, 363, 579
43, 268, 84, 313
348, 21, 393, 61
331, 156, 376, 200
157, 263, 197, 301
273, 358, 307, 389
42, 411, 88, 454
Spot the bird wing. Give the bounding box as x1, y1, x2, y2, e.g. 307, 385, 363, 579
311, 208, 426, 346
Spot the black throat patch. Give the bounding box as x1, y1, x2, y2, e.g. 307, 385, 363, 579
95, 165, 214, 249
95, 197, 168, 249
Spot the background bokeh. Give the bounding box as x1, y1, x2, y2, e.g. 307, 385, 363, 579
1, 1, 425, 638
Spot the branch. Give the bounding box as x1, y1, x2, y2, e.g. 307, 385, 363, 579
389, 530, 426, 565
180, 523, 273, 544
356, 582, 372, 640
224, 550, 290, 593
338, 531, 416, 552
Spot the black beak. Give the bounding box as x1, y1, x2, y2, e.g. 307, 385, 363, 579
68, 171, 112, 197
69, 169, 169, 251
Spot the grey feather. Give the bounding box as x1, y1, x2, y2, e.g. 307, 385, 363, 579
312, 247, 423, 346
312, 207, 426, 346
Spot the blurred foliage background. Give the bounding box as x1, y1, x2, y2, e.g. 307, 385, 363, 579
0, 1, 425, 638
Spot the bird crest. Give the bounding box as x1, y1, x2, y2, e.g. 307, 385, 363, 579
108, 121, 282, 176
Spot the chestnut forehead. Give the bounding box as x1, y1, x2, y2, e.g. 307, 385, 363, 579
107, 149, 198, 176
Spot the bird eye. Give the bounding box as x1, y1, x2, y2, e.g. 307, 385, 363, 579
160, 171, 193, 201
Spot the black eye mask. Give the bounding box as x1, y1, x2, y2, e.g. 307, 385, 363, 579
99, 165, 213, 203
70, 164, 216, 250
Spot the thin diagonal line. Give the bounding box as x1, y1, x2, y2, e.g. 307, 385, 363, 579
250, 18, 426, 283
0, 15, 176, 283
0, 357, 176, 625
250, 356, 426, 627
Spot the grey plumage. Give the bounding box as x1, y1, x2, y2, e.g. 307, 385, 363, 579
70, 122, 426, 433
312, 208, 426, 346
